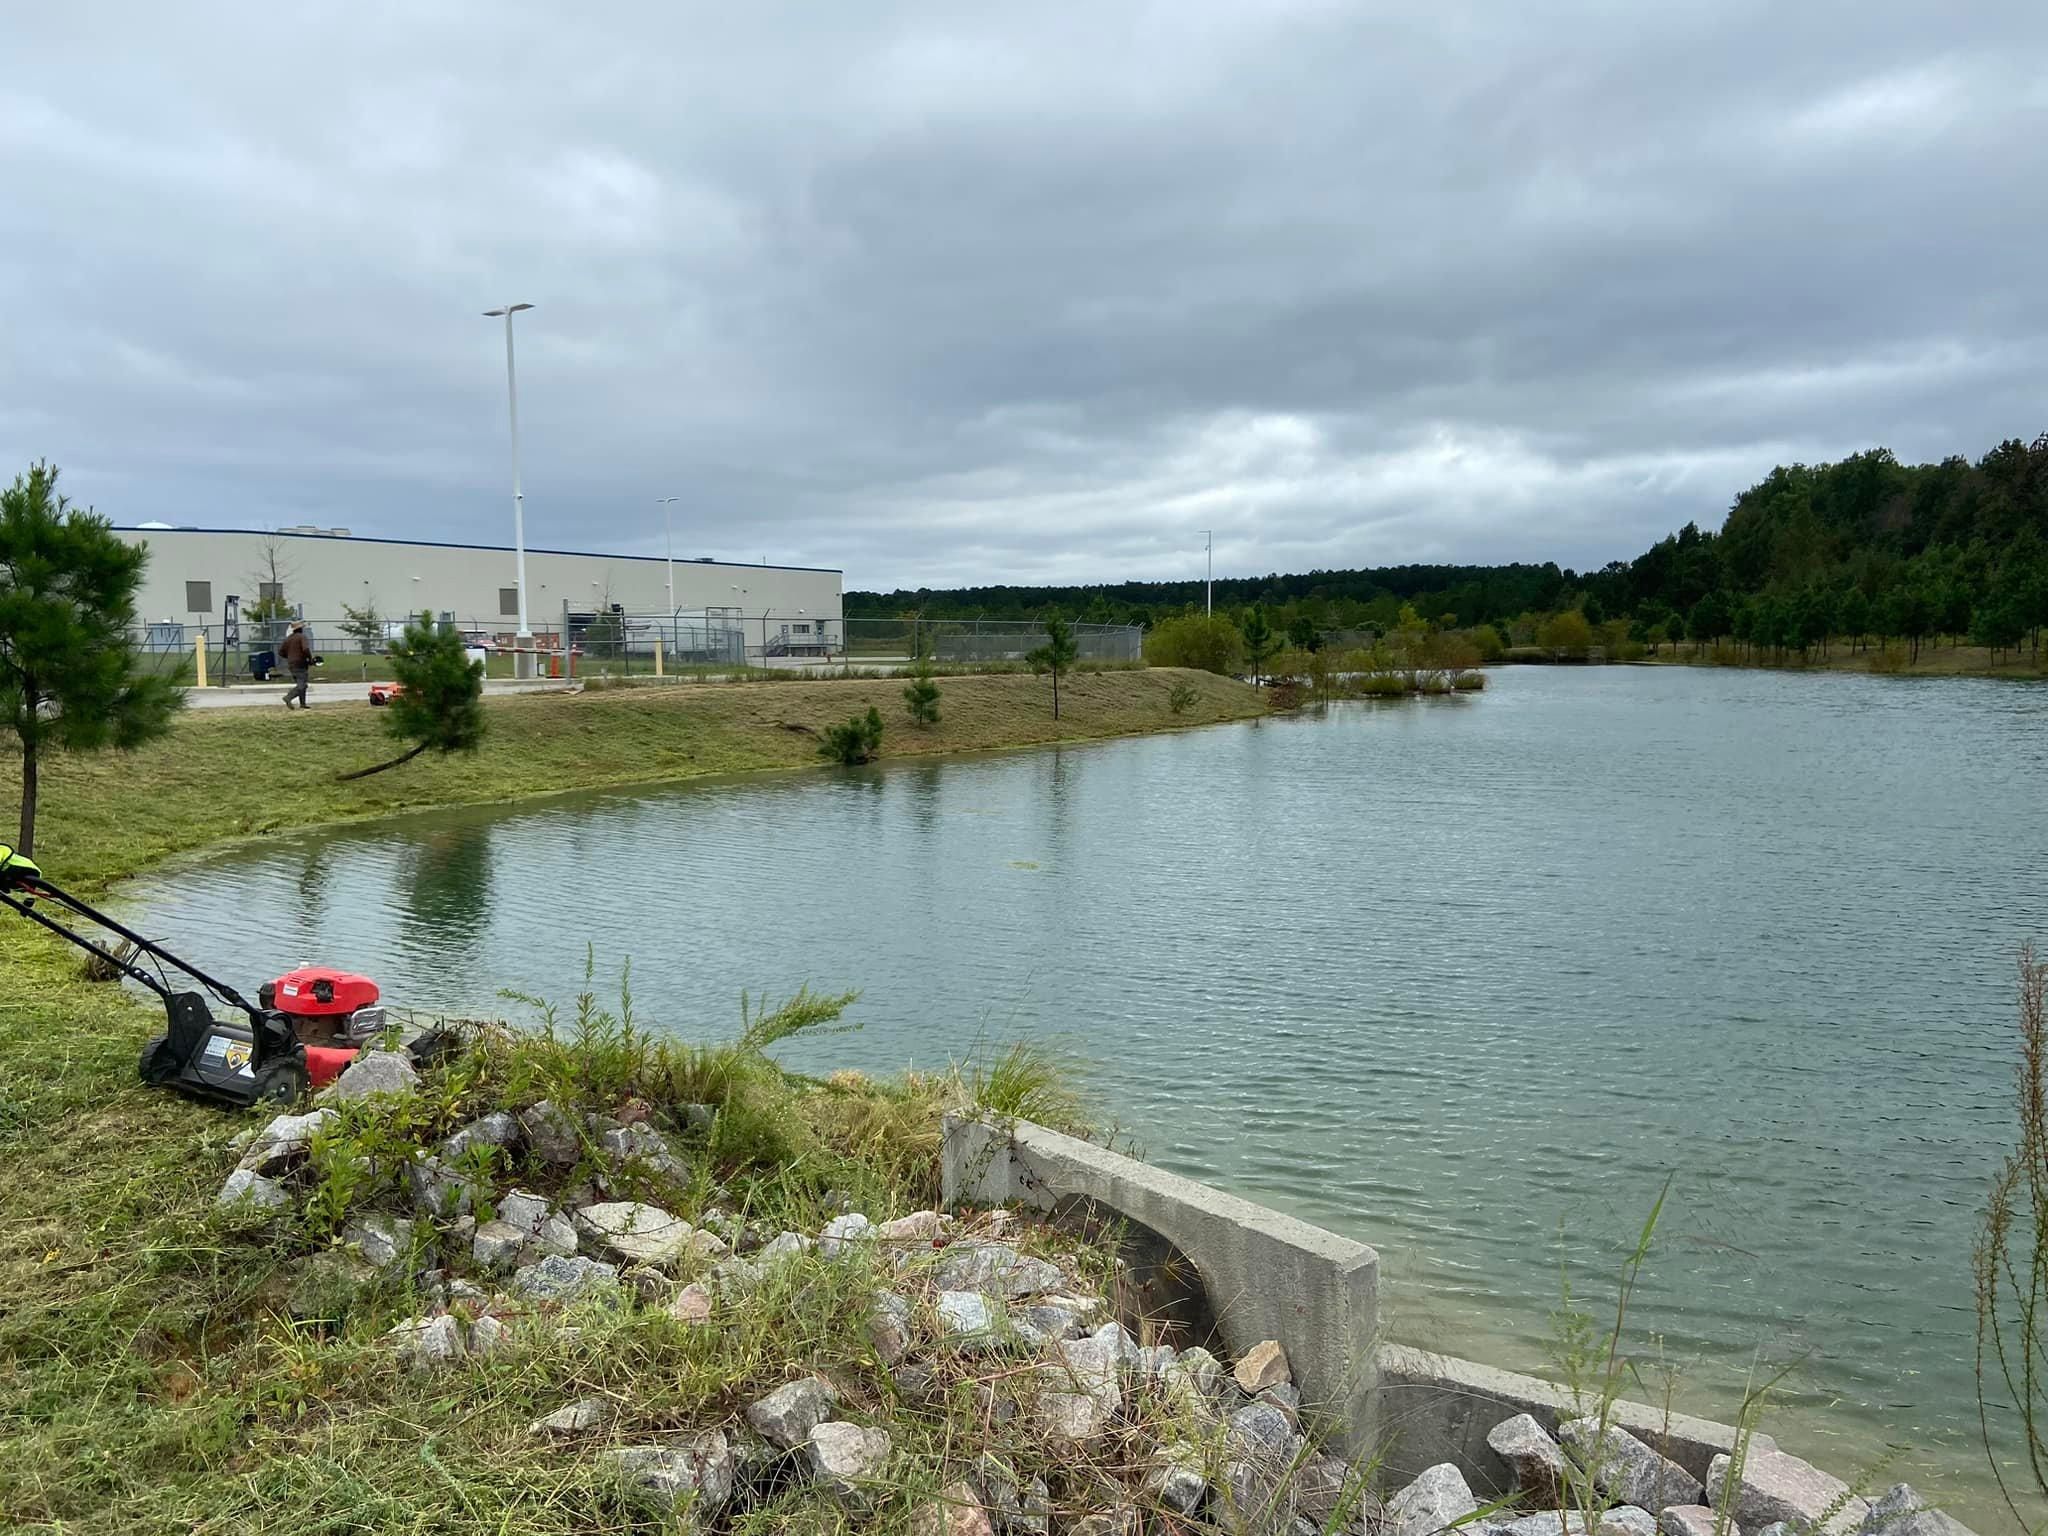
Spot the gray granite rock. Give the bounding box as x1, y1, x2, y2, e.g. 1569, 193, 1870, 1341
497, 1187, 552, 1233
745, 1374, 837, 1449
440, 1110, 519, 1161
529, 1398, 608, 1436
1601, 1509, 1660, 1536
1036, 1334, 1122, 1441
216, 1167, 288, 1211
405, 1155, 478, 1220
341, 1212, 415, 1268
509, 1252, 620, 1304
237, 1108, 334, 1174
605, 1432, 734, 1515
466, 1314, 510, 1357
518, 1100, 581, 1165
936, 1289, 1003, 1350
1859, 1485, 1974, 1536
870, 1290, 913, 1364
1489, 1413, 1568, 1507
1389, 1463, 1478, 1536
808, 1420, 891, 1494
759, 1230, 813, 1264
934, 1241, 1065, 1298
1707, 1449, 1870, 1536
1257, 1381, 1302, 1426
598, 1121, 687, 1178
1657, 1506, 1727, 1536
325, 1050, 420, 1102
1147, 1445, 1209, 1514
1011, 1302, 1086, 1349
1493, 1515, 1595, 1536
573, 1201, 706, 1266
471, 1219, 529, 1273
388, 1313, 466, 1370
1226, 1402, 1301, 1464
1562, 1417, 1705, 1515
819, 1212, 876, 1257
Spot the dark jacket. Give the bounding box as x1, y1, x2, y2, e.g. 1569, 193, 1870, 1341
280, 631, 312, 668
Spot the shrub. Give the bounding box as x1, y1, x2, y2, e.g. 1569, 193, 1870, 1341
1537, 608, 1594, 657
1467, 624, 1505, 664
1354, 671, 1408, 697
1167, 681, 1199, 715
1144, 613, 1243, 674
1452, 670, 1486, 691
819, 707, 884, 764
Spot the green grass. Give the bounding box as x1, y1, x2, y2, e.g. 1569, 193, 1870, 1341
1647, 641, 2048, 679
0, 667, 1264, 1532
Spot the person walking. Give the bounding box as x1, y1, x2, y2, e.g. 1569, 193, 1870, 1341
280, 621, 315, 710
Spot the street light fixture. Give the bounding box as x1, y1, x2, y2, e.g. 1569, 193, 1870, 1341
483, 302, 536, 676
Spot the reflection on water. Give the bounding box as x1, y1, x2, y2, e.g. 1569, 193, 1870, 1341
122, 667, 2048, 1523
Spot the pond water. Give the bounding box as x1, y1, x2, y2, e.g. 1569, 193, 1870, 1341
124, 666, 2048, 1520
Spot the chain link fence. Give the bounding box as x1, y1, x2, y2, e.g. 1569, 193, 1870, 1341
127, 609, 1146, 683
843, 618, 1142, 664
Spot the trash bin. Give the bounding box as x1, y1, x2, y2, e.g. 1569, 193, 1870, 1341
249, 649, 277, 682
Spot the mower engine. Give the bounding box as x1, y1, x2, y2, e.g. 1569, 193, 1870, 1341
263, 967, 384, 1088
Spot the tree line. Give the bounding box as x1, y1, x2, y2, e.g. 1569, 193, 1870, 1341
850, 429, 2048, 665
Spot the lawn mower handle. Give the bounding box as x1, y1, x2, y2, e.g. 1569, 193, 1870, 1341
0, 842, 260, 1018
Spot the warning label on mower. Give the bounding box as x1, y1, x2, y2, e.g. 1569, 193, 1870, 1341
202, 1035, 255, 1076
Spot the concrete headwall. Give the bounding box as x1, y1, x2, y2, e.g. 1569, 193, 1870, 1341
1372, 1343, 1772, 1491
942, 1113, 1380, 1455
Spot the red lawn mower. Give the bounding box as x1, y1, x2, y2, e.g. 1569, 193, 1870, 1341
1, 843, 382, 1107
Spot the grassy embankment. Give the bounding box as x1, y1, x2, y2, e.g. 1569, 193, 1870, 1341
1643, 642, 2048, 679
0, 667, 1260, 1532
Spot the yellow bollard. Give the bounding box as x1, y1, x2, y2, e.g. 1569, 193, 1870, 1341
194, 630, 208, 689
653, 641, 664, 679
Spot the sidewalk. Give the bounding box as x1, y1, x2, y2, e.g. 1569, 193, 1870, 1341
183, 678, 575, 711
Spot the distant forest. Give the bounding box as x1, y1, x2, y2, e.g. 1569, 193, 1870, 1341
848, 430, 2048, 657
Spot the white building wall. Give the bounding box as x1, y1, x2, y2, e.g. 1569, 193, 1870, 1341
114, 528, 842, 642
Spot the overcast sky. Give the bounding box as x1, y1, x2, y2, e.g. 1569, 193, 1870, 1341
4, 4, 2043, 589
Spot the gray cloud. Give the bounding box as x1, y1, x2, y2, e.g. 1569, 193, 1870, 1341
3, 2, 2043, 589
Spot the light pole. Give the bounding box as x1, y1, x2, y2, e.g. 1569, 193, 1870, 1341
483, 303, 535, 676
656, 497, 681, 664
657, 497, 681, 612
1202, 530, 1213, 615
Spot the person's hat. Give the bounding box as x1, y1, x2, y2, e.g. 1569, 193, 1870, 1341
290, 621, 305, 631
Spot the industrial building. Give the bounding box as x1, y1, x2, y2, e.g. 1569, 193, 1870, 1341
113, 526, 844, 660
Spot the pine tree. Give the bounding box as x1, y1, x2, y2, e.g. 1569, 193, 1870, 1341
902, 650, 941, 726
339, 612, 485, 780
1026, 611, 1079, 719
1, 463, 183, 854
1240, 605, 1275, 685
